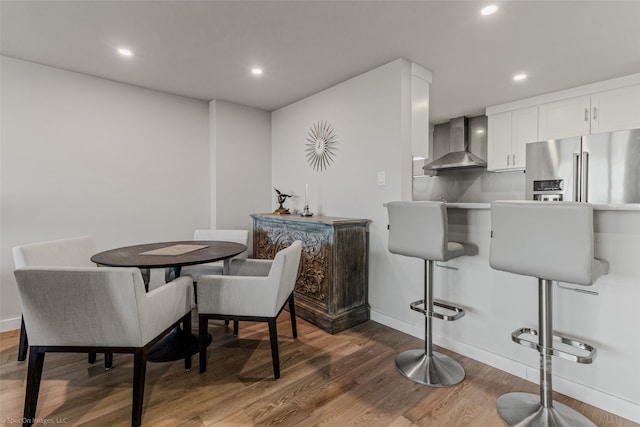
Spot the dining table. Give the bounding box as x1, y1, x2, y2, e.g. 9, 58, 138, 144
91, 240, 247, 362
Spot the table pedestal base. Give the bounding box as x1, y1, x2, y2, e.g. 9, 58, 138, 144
148, 327, 212, 363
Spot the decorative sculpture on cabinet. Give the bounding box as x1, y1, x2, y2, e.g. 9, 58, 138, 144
273, 188, 292, 215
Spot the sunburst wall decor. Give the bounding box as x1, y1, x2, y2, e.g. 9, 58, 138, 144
305, 120, 338, 172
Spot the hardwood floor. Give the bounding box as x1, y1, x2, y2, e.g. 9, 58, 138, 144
1, 314, 636, 426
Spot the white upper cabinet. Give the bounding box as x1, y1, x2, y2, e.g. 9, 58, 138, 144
488, 112, 511, 171
511, 107, 538, 168
487, 74, 640, 172
538, 83, 640, 140
590, 84, 640, 134
538, 96, 591, 140
488, 106, 537, 171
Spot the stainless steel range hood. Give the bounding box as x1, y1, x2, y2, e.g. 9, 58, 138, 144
423, 116, 487, 171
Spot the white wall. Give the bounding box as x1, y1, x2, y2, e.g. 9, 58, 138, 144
0, 56, 210, 330
210, 100, 272, 254
272, 58, 421, 331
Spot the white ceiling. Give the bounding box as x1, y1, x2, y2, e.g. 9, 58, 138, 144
2, 1, 639, 124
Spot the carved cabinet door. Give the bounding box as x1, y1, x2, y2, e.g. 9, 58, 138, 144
254, 220, 331, 309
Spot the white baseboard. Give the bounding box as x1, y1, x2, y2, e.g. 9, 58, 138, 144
0, 316, 21, 333
370, 310, 640, 424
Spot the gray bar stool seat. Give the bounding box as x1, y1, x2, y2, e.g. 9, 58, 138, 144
490, 201, 608, 427
386, 201, 476, 387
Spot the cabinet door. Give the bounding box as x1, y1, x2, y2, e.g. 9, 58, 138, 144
591, 84, 640, 134
511, 106, 538, 169
487, 112, 511, 171
538, 96, 591, 140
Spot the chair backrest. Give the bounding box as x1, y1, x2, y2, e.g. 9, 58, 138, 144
387, 201, 448, 261
14, 266, 148, 347
13, 236, 97, 268
490, 201, 600, 285
269, 241, 303, 313
193, 229, 249, 259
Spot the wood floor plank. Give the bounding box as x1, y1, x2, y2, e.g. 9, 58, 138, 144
387, 416, 418, 427
1, 315, 637, 427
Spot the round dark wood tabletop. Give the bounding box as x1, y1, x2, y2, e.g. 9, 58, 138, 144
90, 240, 247, 269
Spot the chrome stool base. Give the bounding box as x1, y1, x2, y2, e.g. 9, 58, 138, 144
497, 392, 596, 427
396, 349, 465, 387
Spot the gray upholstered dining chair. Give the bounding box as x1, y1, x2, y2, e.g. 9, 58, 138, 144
15, 266, 192, 427
181, 229, 250, 281
181, 229, 249, 334
197, 240, 302, 379
12, 236, 114, 369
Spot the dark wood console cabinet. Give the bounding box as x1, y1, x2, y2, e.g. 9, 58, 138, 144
251, 214, 371, 334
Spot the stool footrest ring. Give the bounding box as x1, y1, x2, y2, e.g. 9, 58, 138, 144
410, 299, 465, 321
511, 328, 597, 364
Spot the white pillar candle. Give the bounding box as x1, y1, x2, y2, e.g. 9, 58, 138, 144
305, 184, 308, 205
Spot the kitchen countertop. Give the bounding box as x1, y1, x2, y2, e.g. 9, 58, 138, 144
591, 203, 640, 211
444, 202, 640, 211
385, 202, 640, 211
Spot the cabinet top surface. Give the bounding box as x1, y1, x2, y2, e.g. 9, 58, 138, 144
251, 213, 371, 226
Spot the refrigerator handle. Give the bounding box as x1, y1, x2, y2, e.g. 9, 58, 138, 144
581, 151, 589, 202
573, 153, 581, 202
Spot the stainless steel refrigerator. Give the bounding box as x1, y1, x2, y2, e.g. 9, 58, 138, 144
525, 129, 640, 203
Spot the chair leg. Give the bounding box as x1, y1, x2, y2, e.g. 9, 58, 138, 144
24, 347, 45, 425
104, 353, 113, 370
268, 319, 280, 379
88, 352, 97, 364
183, 312, 192, 371
18, 315, 28, 362
132, 349, 147, 427
288, 294, 298, 338
199, 315, 208, 374
223, 319, 240, 336
141, 268, 151, 292
193, 282, 198, 305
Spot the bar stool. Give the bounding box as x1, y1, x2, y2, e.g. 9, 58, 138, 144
490, 201, 608, 427
386, 201, 476, 387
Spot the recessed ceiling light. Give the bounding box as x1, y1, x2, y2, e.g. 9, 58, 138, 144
481, 5, 498, 16
251, 67, 263, 76
513, 73, 528, 81
476, 129, 485, 134
118, 48, 133, 57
